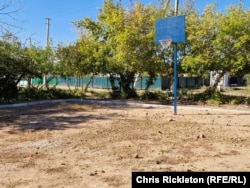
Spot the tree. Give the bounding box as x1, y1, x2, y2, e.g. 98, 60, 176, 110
27, 44, 56, 89
181, 4, 217, 78
56, 43, 82, 89
181, 3, 250, 88
75, 0, 165, 97
56, 35, 103, 91
117, 2, 164, 91
214, 4, 250, 78
0, 34, 32, 100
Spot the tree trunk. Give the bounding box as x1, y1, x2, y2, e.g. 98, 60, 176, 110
66, 77, 71, 90
109, 74, 118, 90
145, 73, 156, 90
212, 71, 225, 90
75, 77, 79, 90
84, 74, 94, 92
133, 73, 141, 89
27, 77, 32, 88
119, 73, 136, 98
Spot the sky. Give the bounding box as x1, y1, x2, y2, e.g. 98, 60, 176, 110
3, 0, 250, 47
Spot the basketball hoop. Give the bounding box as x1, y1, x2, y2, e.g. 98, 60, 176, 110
159, 39, 172, 50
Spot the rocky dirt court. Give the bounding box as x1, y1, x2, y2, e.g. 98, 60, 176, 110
0, 100, 250, 187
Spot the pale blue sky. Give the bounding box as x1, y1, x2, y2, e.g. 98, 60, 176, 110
4, 0, 249, 47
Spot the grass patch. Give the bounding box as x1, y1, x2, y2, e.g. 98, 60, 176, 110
1, 86, 249, 106
193, 87, 248, 105
69, 103, 87, 111
87, 90, 111, 99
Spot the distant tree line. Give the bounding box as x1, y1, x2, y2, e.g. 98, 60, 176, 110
1, 0, 250, 101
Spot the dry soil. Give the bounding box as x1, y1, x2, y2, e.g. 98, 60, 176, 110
0, 100, 249, 187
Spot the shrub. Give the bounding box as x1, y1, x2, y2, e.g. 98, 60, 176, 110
140, 90, 169, 101
178, 88, 189, 100
18, 87, 77, 101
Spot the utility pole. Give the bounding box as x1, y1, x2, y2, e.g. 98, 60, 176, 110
45, 17, 51, 47
44, 18, 51, 88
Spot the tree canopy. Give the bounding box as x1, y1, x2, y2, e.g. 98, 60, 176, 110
74, 0, 163, 96
1, 0, 250, 101
181, 3, 250, 87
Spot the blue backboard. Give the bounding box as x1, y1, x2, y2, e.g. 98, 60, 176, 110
155, 15, 185, 44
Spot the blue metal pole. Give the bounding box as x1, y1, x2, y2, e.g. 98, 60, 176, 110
174, 0, 179, 115
173, 43, 177, 115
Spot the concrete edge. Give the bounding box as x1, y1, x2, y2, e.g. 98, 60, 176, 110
0, 98, 249, 113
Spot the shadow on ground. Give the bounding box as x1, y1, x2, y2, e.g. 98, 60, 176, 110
0, 101, 132, 132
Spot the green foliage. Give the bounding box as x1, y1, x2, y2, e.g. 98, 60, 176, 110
89, 90, 111, 99
193, 87, 247, 105
245, 96, 250, 105
140, 90, 170, 101
0, 83, 18, 102
182, 3, 250, 88
109, 90, 138, 99
74, 0, 162, 95
193, 88, 221, 104
120, 92, 129, 99
110, 90, 122, 99
107, 88, 139, 99
18, 88, 78, 102
1, 1, 250, 104
71, 89, 86, 98
247, 86, 250, 94
178, 87, 188, 99
0, 34, 33, 100
243, 74, 250, 86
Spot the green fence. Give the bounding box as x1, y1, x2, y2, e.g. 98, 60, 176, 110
32, 78, 58, 86
55, 76, 163, 90
31, 76, 209, 90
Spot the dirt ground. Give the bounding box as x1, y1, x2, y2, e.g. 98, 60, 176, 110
0, 100, 250, 188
